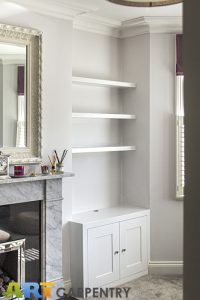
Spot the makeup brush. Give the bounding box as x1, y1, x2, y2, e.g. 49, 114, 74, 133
54, 150, 60, 164
60, 149, 68, 164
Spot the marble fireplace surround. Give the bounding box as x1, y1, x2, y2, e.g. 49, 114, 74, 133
0, 173, 73, 287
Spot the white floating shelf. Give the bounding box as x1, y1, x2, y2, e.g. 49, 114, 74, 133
72, 113, 136, 120
72, 76, 136, 88
72, 146, 136, 154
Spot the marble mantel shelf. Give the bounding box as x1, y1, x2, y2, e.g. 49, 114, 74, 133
0, 172, 74, 185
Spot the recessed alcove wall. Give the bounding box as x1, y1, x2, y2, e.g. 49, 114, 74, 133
72, 29, 148, 213
72, 30, 122, 213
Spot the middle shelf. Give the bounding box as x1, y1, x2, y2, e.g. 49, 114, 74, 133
72, 113, 136, 120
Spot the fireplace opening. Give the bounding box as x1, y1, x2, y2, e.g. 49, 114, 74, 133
0, 201, 41, 297
0, 239, 25, 297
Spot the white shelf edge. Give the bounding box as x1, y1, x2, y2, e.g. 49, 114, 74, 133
72, 76, 136, 88
72, 113, 136, 120
72, 146, 136, 154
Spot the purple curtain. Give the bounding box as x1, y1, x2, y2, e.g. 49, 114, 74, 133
176, 34, 183, 76
17, 65, 24, 95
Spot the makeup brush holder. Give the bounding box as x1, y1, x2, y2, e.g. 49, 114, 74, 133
56, 163, 64, 174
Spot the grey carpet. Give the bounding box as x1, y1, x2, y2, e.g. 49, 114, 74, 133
75, 275, 183, 300
119, 275, 183, 300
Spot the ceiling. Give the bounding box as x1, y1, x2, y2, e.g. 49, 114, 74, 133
0, 2, 27, 18
67, 0, 183, 22
4, 0, 183, 23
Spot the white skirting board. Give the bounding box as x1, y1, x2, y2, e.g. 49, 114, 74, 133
148, 261, 183, 275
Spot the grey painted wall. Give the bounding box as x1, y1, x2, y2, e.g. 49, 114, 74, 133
72, 29, 120, 80
121, 33, 183, 263
150, 34, 183, 262
121, 34, 150, 210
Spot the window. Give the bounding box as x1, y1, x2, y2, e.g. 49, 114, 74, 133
176, 75, 184, 198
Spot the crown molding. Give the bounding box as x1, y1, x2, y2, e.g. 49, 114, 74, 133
10, 0, 98, 20
74, 15, 182, 38
120, 16, 183, 38
74, 14, 121, 38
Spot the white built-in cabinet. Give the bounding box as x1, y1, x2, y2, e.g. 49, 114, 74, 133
71, 75, 150, 296
70, 207, 150, 296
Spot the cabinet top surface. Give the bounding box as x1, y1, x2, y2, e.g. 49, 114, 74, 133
71, 206, 149, 226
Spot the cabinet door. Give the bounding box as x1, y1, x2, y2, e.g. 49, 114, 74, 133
87, 223, 119, 288
120, 216, 148, 278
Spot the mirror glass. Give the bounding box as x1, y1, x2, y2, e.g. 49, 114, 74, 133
0, 42, 26, 148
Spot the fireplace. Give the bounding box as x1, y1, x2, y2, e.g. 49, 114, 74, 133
0, 173, 74, 299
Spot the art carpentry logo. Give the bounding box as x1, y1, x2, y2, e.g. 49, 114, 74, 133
2, 282, 65, 299
3, 283, 131, 299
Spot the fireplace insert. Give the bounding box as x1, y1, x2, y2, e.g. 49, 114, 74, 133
0, 201, 41, 297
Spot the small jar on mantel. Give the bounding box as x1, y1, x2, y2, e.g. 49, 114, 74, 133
56, 163, 64, 174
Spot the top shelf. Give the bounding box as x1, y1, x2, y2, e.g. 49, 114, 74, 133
72, 76, 136, 88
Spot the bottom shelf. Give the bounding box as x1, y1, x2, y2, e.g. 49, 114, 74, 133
72, 145, 136, 154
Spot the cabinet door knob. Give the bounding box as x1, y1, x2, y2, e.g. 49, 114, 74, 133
122, 249, 126, 253
114, 251, 119, 255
